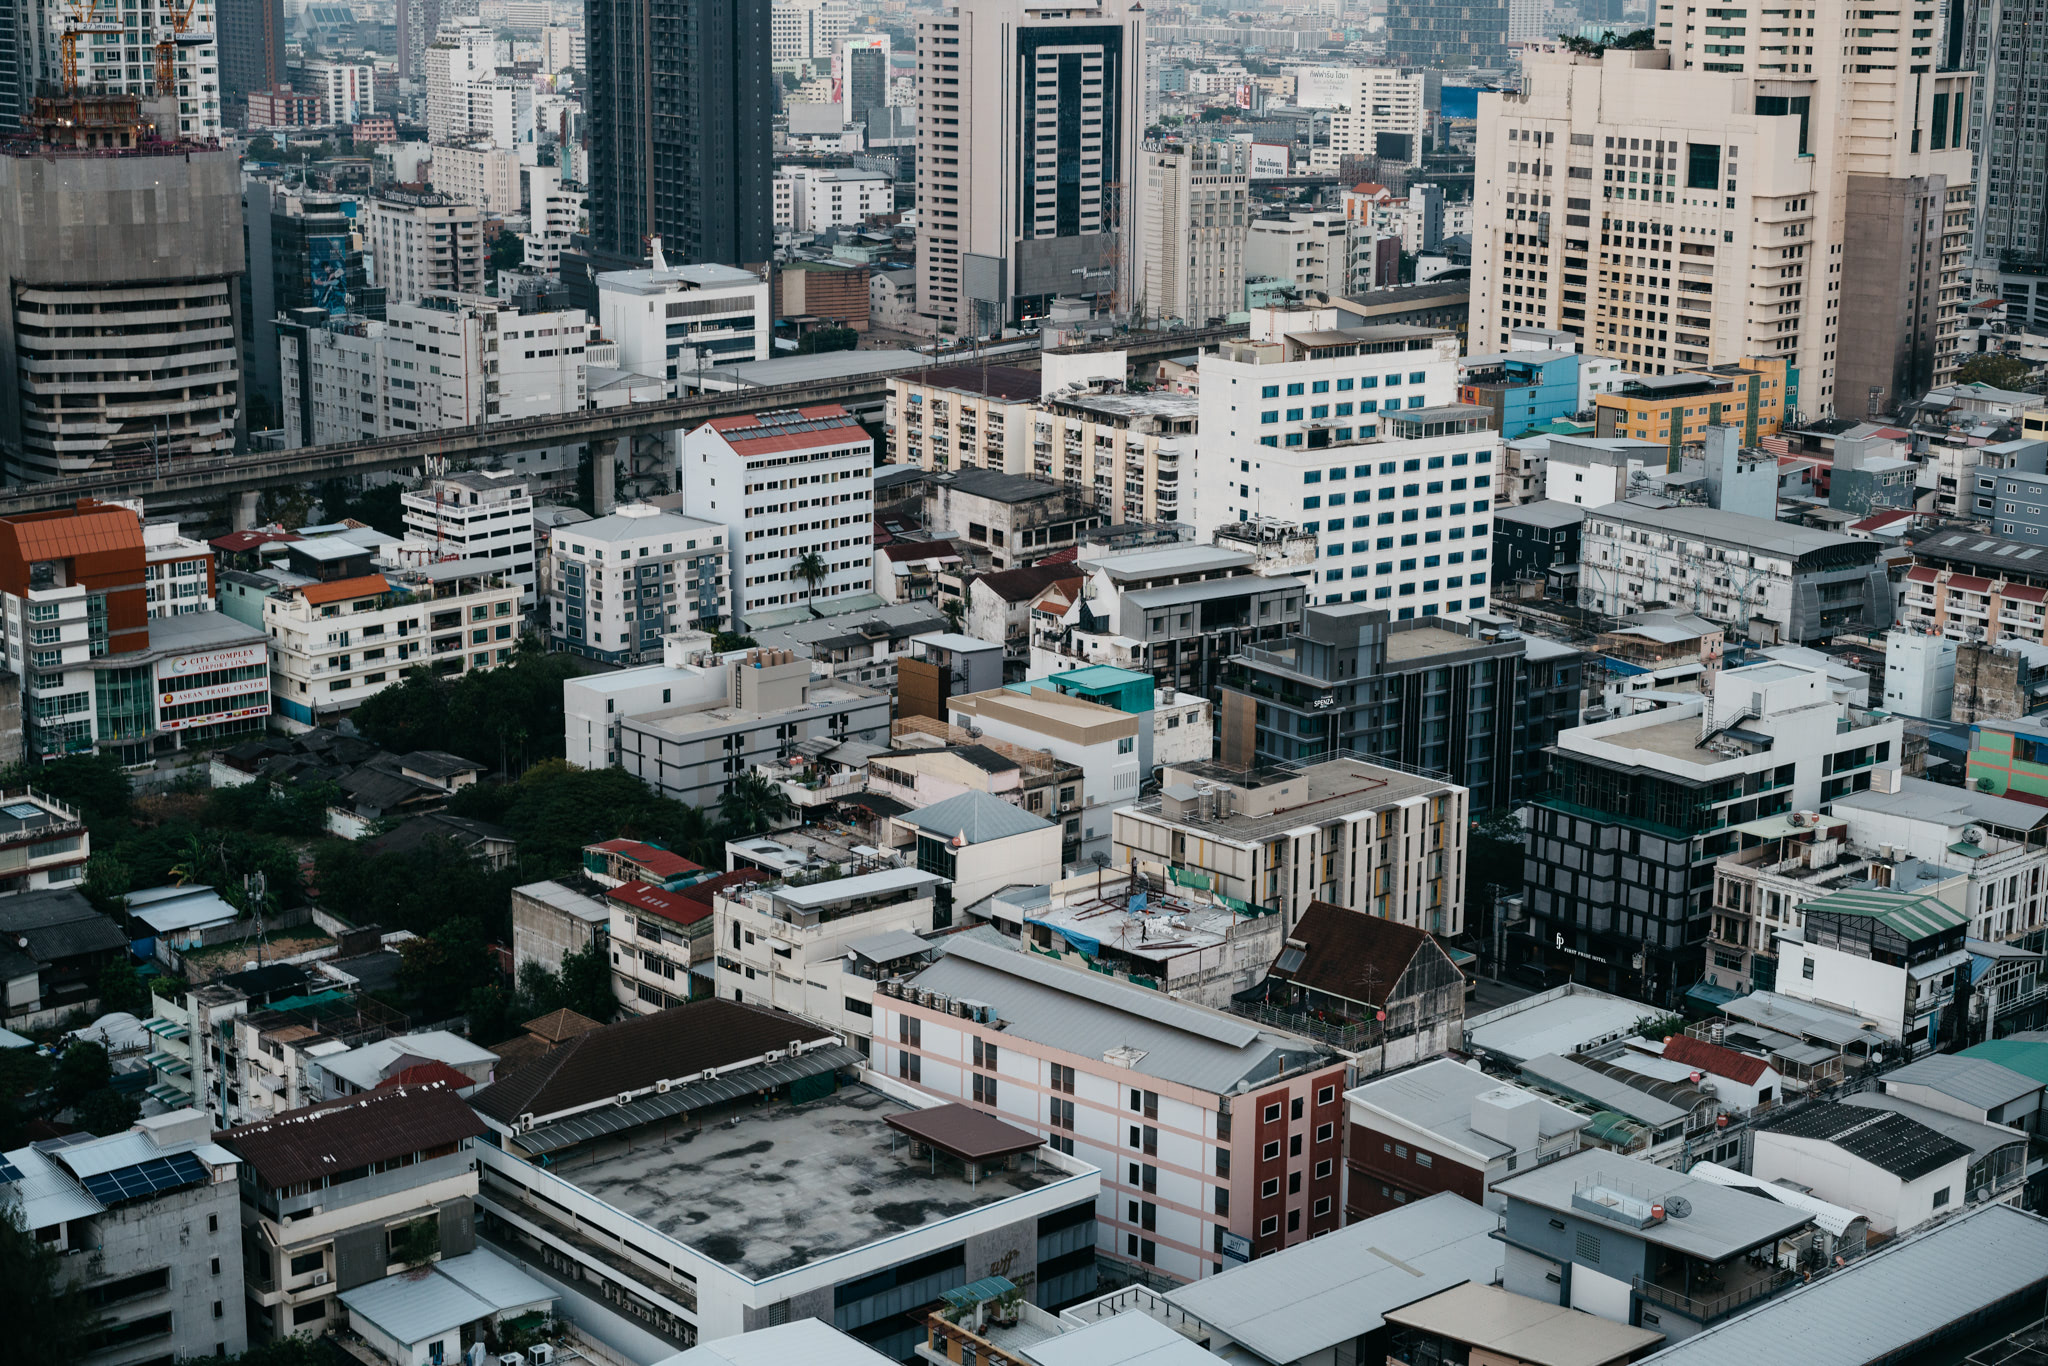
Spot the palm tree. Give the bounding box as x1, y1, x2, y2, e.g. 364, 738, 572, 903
720, 769, 795, 839
794, 549, 828, 611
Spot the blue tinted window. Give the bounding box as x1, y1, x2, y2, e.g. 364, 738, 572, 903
1261, 384, 1279, 398
1328, 493, 1346, 507
1303, 471, 1321, 484
1428, 456, 1444, 469
1286, 383, 1305, 396
1261, 412, 1278, 424
1375, 586, 1392, 599
1384, 374, 1401, 388
1285, 433, 1303, 446
1327, 466, 1346, 481
1286, 408, 1304, 421
1410, 371, 1426, 383
1311, 405, 1329, 419
1337, 378, 1354, 391
1359, 376, 1378, 388
1335, 403, 1353, 417
1303, 495, 1321, 509
1312, 380, 1330, 393
1408, 396, 1425, 408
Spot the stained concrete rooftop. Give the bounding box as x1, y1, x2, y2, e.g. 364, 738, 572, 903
547, 1086, 1052, 1279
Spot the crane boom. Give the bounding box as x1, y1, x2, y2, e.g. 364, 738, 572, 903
154, 0, 205, 97
59, 0, 125, 92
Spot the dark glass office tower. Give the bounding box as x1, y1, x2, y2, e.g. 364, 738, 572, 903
217, 0, 285, 125
586, 0, 774, 266
1385, 0, 1509, 68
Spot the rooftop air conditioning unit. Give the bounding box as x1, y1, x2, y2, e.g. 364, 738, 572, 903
615, 1092, 635, 1106
312, 1271, 330, 1286
656, 1079, 673, 1094
789, 1039, 807, 1055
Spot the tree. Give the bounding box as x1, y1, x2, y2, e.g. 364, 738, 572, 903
491, 230, 526, 273
80, 851, 132, 919
793, 549, 828, 609
720, 769, 794, 839
711, 631, 758, 653
558, 939, 619, 1023
0, 755, 131, 836
53, 1041, 112, 1111
97, 959, 150, 1018
794, 327, 859, 355
75, 1087, 141, 1137
0, 1213, 103, 1364
1958, 353, 2034, 391
941, 598, 966, 634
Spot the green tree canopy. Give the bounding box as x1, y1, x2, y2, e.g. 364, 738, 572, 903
350, 645, 578, 776
0, 1213, 103, 1364
1957, 353, 2035, 392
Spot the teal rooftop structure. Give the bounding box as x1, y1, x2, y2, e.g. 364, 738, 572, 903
1009, 665, 1156, 715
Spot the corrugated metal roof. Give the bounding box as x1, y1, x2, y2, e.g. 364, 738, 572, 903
1684, 1160, 1864, 1238
1635, 1203, 2048, 1366
1494, 1150, 1810, 1261
1880, 1053, 2042, 1111
514, 1044, 863, 1154
1020, 1310, 1220, 1366
0, 1144, 106, 1228
1801, 889, 1969, 940
338, 1247, 552, 1347
6, 507, 142, 562
1161, 1193, 1500, 1362
1516, 1053, 1688, 1128
906, 937, 1318, 1095
298, 574, 390, 606
899, 790, 1055, 844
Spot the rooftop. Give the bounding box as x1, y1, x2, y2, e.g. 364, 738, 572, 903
543, 1084, 1062, 1279
1495, 499, 1590, 529
1463, 985, 1660, 1066
1346, 1059, 1587, 1162
1880, 1052, 2044, 1111
1753, 1101, 1972, 1179
1078, 542, 1255, 581
1159, 1193, 1500, 1363
1634, 1204, 2048, 1366
902, 364, 1043, 402
898, 789, 1056, 845
337, 1247, 552, 1348
1382, 1283, 1666, 1366
1800, 888, 1969, 941
1269, 900, 1445, 1007
1122, 757, 1456, 847
1591, 500, 1874, 563
907, 936, 1328, 1095
557, 506, 724, 546
667, 1320, 896, 1366
996, 879, 1259, 972
218, 1082, 484, 1189
1495, 1149, 1811, 1260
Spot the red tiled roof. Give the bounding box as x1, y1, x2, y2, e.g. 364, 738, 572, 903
376, 1061, 475, 1091
608, 879, 713, 926
2005, 584, 2047, 604
299, 574, 390, 606
4, 506, 142, 561
976, 564, 1081, 604
1851, 509, 1915, 531
1663, 1033, 1772, 1085
1035, 546, 1079, 566
1946, 574, 1993, 594
1906, 565, 1939, 583
587, 838, 702, 880
705, 405, 864, 456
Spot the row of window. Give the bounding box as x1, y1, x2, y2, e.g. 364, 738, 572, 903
1260, 373, 1427, 397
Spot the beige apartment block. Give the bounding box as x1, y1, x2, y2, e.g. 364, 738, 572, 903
1472, 24, 1972, 421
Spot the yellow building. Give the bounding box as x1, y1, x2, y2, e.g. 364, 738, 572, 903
1592, 354, 1793, 464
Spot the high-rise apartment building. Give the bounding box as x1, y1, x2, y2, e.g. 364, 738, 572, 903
1963, 0, 2047, 276
1193, 309, 1502, 623
366, 189, 487, 305
1471, 29, 1974, 420
586, 0, 772, 268
242, 183, 383, 421
914, 0, 1145, 333
1325, 66, 1429, 168
297, 59, 375, 124
1135, 138, 1250, 328
398, 0, 445, 80
1385, 0, 1508, 69
0, 93, 243, 482
216, 0, 283, 125
425, 19, 532, 146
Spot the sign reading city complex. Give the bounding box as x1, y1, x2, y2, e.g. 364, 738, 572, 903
157, 643, 271, 731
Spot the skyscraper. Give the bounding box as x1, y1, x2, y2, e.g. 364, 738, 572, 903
1385, 0, 1509, 69
25, 0, 222, 139
1133, 138, 1249, 327
1470, 21, 1974, 420
914, 0, 1146, 334
839, 33, 889, 129
215, 0, 284, 126
1962, 0, 2048, 278
398, 0, 446, 81
586, 0, 773, 267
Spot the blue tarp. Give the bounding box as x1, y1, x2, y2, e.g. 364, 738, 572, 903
1026, 918, 1100, 957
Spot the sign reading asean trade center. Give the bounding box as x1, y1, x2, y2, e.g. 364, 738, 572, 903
156, 643, 271, 730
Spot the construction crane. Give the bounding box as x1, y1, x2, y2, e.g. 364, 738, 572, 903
59, 0, 126, 92
154, 0, 210, 98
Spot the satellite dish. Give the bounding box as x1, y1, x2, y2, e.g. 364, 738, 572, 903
1665, 1196, 1693, 1219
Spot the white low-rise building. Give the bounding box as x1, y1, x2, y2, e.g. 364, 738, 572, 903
264, 558, 523, 731
713, 867, 946, 1039
774, 165, 895, 231
598, 262, 770, 390
400, 470, 539, 609
429, 139, 522, 214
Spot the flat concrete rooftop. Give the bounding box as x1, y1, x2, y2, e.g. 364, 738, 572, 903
548, 1086, 1053, 1279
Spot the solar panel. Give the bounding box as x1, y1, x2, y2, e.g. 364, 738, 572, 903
81, 1152, 208, 1206
0, 1156, 23, 1185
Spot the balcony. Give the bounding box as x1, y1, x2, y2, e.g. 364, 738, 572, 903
1633, 1256, 1795, 1323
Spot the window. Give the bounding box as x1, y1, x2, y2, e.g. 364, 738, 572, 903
1215, 1188, 1230, 1216
1316, 1122, 1334, 1143
1049, 1062, 1076, 1094
289, 1252, 324, 1277
898, 1015, 921, 1046
898, 1050, 922, 1082
1260, 1216, 1279, 1236
1313, 1196, 1332, 1217
973, 1037, 998, 1070
1263, 1102, 1281, 1123
1315, 1159, 1333, 1179
1416, 1152, 1433, 1168
1317, 1085, 1335, 1105
1263, 1140, 1280, 1160
1051, 1098, 1075, 1130
1117, 736, 1134, 755
1290, 1097, 1304, 1121
1261, 1178, 1280, 1198
1934, 1187, 1951, 1207
1802, 958, 1815, 980
973, 1073, 999, 1105
291, 1302, 327, 1326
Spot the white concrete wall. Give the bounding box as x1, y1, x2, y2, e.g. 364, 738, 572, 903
1776, 940, 1908, 1040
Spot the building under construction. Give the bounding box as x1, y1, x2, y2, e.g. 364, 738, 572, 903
0, 91, 244, 480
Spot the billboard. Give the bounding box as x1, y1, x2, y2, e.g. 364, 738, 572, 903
157, 643, 270, 731
1247, 141, 1291, 179
309, 234, 349, 316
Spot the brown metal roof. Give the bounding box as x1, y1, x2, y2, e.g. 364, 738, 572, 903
1269, 900, 1446, 1008
470, 999, 835, 1126
5, 505, 142, 561
885, 1103, 1044, 1163
216, 1082, 484, 1188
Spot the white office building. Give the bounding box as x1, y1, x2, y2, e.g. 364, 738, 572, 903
428, 139, 521, 215
425, 20, 534, 147
28, 0, 222, 139
680, 404, 875, 628
299, 60, 375, 124
774, 165, 895, 232
523, 163, 587, 273
279, 293, 588, 446
771, 0, 855, 61
597, 263, 769, 391
1244, 211, 1354, 295
1323, 66, 1428, 169
1193, 310, 1502, 621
